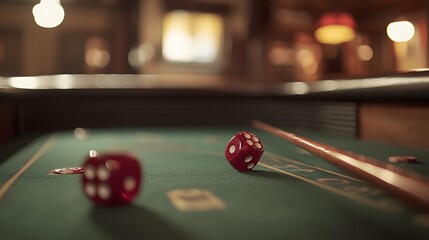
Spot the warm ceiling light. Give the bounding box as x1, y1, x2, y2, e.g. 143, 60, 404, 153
386, 21, 415, 42
32, 0, 65, 28
315, 12, 356, 45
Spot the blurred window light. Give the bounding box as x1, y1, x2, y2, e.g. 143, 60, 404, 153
32, 0, 65, 28
387, 21, 415, 42
356, 45, 373, 61
162, 11, 223, 63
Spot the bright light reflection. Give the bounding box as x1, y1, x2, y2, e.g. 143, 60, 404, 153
286, 82, 309, 95
314, 80, 338, 92
410, 68, 429, 72
32, 0, 65, 28
387, 21, 415, 42
89, 150, 99, 158
8, 77, 40, 89
55, 75, 75, 89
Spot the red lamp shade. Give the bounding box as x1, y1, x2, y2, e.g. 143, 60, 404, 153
315, 12, 356, 44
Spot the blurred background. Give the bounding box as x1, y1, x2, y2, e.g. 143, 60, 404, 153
0, 0, 427, 81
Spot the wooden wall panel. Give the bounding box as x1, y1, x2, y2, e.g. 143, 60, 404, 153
359, 103, 429, 150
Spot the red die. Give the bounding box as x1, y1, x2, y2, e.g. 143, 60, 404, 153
225, 131, 264, 171
82, 150, 142, 205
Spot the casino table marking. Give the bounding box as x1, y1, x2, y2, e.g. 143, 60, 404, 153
260, 151, 404, 212
167, 188, 225, 211
0, 135, 57, 201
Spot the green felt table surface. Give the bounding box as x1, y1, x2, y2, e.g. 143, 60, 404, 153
0, 127, 429, 240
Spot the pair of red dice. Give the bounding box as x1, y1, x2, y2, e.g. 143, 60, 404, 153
81, 131, 263, 205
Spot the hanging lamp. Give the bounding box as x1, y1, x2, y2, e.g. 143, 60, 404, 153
314, 12, 356, 45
